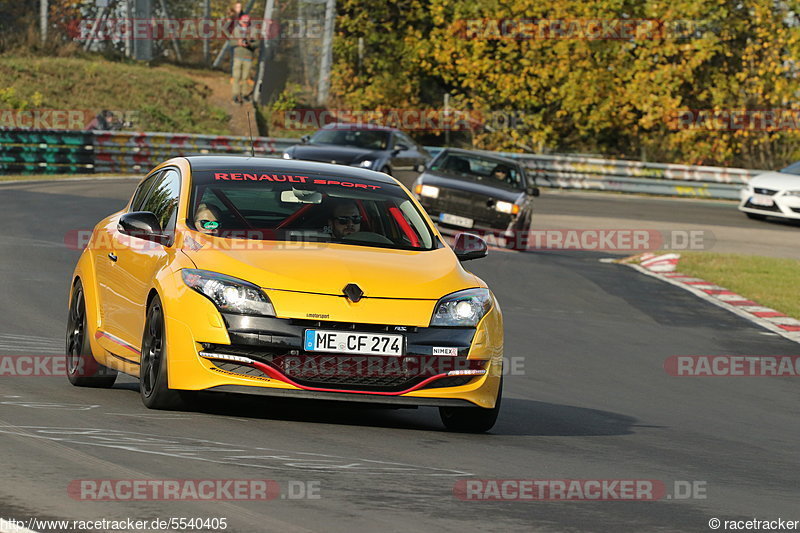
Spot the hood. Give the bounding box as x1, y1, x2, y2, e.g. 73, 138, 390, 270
421, 171, 524, 202
288, 144, 380, 165
748, 171, 800, 191
183, 241, 479, 300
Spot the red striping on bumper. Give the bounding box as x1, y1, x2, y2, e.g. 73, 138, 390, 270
249, 359, 456, 396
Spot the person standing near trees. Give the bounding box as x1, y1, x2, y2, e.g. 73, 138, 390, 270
226, 2, 243, 76
230, 14, 259, 104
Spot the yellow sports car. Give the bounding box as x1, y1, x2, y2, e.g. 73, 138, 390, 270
67, 156, 504, 431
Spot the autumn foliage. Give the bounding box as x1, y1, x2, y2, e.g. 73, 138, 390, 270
331, 0, 800, 168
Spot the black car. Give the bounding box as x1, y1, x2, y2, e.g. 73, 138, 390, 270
412, 148, 539, 249
282, 123, 431, 187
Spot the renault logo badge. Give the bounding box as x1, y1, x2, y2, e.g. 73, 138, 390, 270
343, 283, 364, 302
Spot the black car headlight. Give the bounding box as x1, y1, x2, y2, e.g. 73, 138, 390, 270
182, 269, 275, 316
431, 288, 493, 327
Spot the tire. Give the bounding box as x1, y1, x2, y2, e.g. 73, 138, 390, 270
66, 280, 117, 388
746, 213, 767, 221
139, 295, 183, 410
439, 379, 502, 433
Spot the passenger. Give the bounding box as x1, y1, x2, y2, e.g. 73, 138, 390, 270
194, 204, 223, 235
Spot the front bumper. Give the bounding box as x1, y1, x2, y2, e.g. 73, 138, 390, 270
164, 304, 504, 409
417, 196, 517, 232
738, 189, 800, 219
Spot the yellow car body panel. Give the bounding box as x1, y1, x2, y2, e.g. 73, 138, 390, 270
71, 156, 504, 411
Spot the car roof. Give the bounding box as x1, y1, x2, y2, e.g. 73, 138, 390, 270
319, 122, 399, 133
437, 147, 521, 167
184, 156, 399, 185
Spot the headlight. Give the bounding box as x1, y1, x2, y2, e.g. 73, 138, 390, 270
282, 152, 292, 159
356, 160, 375, 168
495, 201, 520, 214
419, 185, 440, 198
783, 190, 800, 197
431, 288, 493, 327
182, 269, 275, 316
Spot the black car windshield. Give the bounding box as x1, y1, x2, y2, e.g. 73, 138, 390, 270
431, 152, 523, 188
780, 161, 800, 175
188, 170, 438, 251
310, 129, 391, 150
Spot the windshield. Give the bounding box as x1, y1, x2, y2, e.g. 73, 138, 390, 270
780, 161, 800, 175
188, 170, 438, 251
431, 152, 523, 188
310, 129, 391, 150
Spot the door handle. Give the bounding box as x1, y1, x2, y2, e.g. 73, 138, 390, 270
108, 253, 118, 262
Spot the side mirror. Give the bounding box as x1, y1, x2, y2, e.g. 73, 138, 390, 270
453, 232, 488, 262
527, 186, 540, 197
118, 211, 167, 243
393, 143, 410, 153
300, 134, 311, 144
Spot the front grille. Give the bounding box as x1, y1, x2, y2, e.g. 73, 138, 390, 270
203, 344, 484, 392
422, 376, 476, 389
213, 362, 270, 378
744, 200, 781, 212
754, 187, 778, 195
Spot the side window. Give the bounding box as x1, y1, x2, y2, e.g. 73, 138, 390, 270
129, 171, 161, 212
396, 132, 415, 150
139, 169, 181, 233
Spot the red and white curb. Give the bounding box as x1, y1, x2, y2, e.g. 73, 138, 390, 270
607, 253, 800, 345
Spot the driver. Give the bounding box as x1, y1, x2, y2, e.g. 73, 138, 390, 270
194, 203, 223, 235
490, 164, 512, 183
328, 200, 362, 239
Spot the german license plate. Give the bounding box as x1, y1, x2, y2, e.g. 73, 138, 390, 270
304, 330, 403, 356
751, 194, 774, 207
439, 212, 474, 228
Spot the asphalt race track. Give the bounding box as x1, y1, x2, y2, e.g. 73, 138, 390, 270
0, 179, 798, 532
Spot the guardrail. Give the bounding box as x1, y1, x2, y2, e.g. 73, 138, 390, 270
0, 129, 295, 174
0, 128, 765, 200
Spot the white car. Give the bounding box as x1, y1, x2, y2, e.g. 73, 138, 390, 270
739, 162, 800, 221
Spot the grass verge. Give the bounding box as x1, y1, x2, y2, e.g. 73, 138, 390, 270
0, 55, 230, 134
677, 252, 800, 319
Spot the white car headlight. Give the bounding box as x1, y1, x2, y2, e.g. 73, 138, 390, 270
420, 185, 440, 198
431, 288, 493, 327
357, 160, 375, 168
182, 269, 275, 316
282, 152, 292, 159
